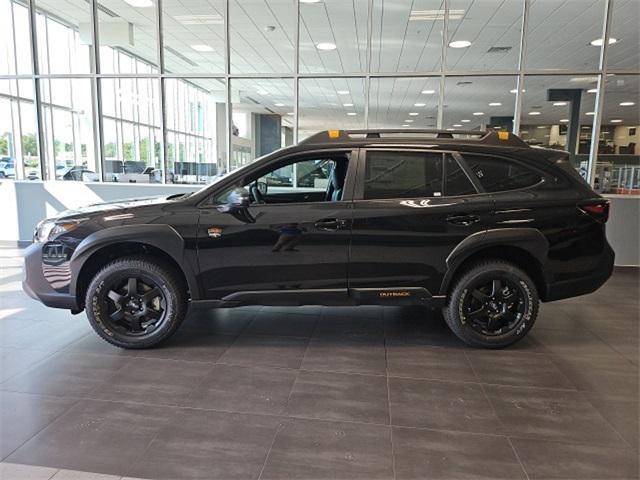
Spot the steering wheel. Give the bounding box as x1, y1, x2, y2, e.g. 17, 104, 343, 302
250, 181, 265, 204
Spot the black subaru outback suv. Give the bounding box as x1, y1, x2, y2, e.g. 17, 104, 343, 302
23, 129, 614, 349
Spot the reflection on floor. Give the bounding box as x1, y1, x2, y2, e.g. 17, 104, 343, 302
0, 245, 638, 480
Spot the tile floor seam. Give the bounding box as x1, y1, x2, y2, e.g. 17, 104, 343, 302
121, 419, 168, 479
580, 394, 637, 450
0, 397, 81, 463
256, 421, 285, 480
281, 327, 314, 417
506, 436, 531, 480
0, 335, 92, 386
582, 327, 640, 368
383, 336, 397, 480
464, 349, 510, 436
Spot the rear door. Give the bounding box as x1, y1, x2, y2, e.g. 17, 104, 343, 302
348, 148, 493, 298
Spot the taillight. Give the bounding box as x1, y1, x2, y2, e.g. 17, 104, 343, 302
579, 201, 610, 223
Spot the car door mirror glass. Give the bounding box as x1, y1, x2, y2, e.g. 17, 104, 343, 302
218, 187, 251, 213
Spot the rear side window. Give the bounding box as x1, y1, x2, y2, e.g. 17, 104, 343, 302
364, 151, 443, 199
462, 154, 542, 193
444, 155, 476, 196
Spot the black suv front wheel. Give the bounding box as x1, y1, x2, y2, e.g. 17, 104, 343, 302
443, 260, 539, 348
85, 256, 187, 349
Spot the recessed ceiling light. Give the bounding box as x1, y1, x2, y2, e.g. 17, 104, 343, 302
610, 119, 623, 123
274, 103, 285, 107
510, 88, 525, 94
287, 112, 294, 115
449, 40, 472, 48
405, 119, 414, 123
414, 103, 426, 107
175, 14, 223, 25
590, 37, 618, 46
586, 111, 595, 115
587, 88, 598, 93
620, 101, 636, 106
488, 102, 502, 106
337, 90, 349, 95
256, 90, 268, 95
528, 111, 541, 115
570, 76, 599, 83
124, 0, 153, 6
346, 112, 357, 116
316, 42, 337, 51
537, 126, 546, 129
300, 0, 322, 3
408, 112, 419, 116
553, 102, 568, 106
473, 112, 484, 116
342, 103, 354, 107
453, 124, 463, 127
402, 124, 410, 127
191, 44, 214, 52
461, 119, 471, 123
409, 9, 465, 21
421, 89, 436, 94
446, 128, 456, 131
559, 119, 569, 123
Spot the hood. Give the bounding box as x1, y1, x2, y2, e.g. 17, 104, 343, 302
53, 193, 190, 221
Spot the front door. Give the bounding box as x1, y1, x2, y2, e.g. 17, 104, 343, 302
348, 148, 494, 298
196, 151, 355, 301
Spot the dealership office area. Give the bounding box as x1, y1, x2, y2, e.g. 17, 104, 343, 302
1, 0, 639, 479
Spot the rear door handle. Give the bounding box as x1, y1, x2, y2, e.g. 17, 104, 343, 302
314, 218, 348, 231
446, 214, 480, 226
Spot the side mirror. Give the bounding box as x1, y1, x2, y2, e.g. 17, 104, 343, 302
219, 187, 250, 213
257, 180, 268, 196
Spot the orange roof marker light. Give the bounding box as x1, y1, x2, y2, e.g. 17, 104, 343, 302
328, 129, 341, 139
498, 131, 510, 141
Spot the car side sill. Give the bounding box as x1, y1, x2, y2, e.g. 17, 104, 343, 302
189, 288, 446, 308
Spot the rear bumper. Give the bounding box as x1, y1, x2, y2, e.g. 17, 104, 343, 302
544, 241, 615, 302
22, 242, 79, 310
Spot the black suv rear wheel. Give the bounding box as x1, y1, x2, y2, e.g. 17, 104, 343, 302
443, 260, 539, 348
85, 256, 187, 349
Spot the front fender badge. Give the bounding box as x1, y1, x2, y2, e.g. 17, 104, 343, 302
207, 227, 223, 238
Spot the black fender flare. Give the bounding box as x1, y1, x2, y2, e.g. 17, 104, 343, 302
69, 224, 201, 301
439, 228, 550, 295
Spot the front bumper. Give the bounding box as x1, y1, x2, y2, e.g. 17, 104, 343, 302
22, 242, 79, 310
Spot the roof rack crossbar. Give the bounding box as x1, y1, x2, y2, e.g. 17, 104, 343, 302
298, 129, 529, 148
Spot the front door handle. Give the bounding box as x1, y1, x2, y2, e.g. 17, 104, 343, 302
314, 218, 347, 231
446, 214, 480, 226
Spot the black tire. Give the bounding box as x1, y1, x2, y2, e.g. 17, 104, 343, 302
85, 256, 187, 349
443, 260, 539, 348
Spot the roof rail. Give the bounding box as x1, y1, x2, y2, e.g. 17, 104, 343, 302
299, 129, 529, 148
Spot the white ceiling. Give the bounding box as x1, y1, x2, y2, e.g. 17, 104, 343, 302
32, 0, 639, 133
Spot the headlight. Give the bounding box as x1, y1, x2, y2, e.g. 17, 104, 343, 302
33, 219, 83, 243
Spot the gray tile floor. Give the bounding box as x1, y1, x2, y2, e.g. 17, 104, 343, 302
0, 245, 638, 480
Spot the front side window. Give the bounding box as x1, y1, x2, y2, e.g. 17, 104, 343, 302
212, 154, 350, 205
462, 154, 542, 193
364, 151, 443, 200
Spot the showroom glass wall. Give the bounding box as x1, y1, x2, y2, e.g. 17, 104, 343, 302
0, 0, 638, 192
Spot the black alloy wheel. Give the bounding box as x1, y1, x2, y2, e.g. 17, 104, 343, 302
461, 277, 525, 336
443, 259, 539, 348
85, 256, 187, 349
105, 276, 167, 336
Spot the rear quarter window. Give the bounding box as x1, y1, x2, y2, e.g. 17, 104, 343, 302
461, 154, 542, 193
